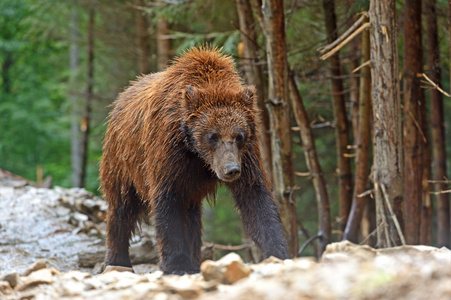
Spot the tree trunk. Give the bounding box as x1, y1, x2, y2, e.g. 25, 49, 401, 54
369, 0, 404, 248
235, 0, 272, 179
79, 6, 95, 188
70, 8, 83, 188
289, 72, 331, 255
403, 0, 424, 245
345, 3, 361, 141
135, 0, 151, 74
321, 0, 352, 234
156, 4, 170, 71
427, 0, 450, 248
260, 0, 298, 257
343, 21, 371, 243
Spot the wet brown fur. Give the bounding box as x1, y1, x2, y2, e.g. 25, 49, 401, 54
100, 46, 288, 274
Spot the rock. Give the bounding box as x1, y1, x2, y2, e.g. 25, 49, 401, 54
59, 279, 87, 296
130, 238, 159, 265
261, 256, 285, 264
69, 212, 89, 227
92, 262, 105, 275
2, 270, 18, 288
0, 280, 12, 294
103, 265, 135, 273
201, 245, 215, 262
165, 275, 203, 299
21, 259, 47, 276
201, 253, 250, 284
78, 248, 105, 268
323, 241, 376, 262
16, 268, 54, 291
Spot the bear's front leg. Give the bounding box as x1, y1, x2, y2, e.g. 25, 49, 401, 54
232, 184, 289, 260
153, 191, 201, 275
228, 155, 289, 260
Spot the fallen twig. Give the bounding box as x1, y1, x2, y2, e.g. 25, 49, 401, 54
360, 222, 384, 245
203, 242, 250, 251
380, 183, 406, 245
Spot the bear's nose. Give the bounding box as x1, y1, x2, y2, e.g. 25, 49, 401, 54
224, 164, 241, 179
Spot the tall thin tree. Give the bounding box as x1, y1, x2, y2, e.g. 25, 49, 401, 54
70, 6, 82, 187
235, 0, 272, 178
135, 0, 151, 74
403, 0, 424, 245
321, 0, 353, 233
289, 72, 331, 255
343, 21, 371, 243
79, 6, 95, 188
426, 0, 450, 248
369, 0, 404, 247
156, 0, 170, 71
257, 0, 298, 257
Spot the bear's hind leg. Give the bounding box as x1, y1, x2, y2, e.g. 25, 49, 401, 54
105, 184, 146, 268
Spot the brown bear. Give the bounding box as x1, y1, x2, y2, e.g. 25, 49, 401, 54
100, 46, 288, 275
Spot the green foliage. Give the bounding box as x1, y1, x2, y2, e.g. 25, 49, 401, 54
0, 0, 71, 185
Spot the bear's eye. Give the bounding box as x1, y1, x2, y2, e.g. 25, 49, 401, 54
236, 133, 245, 144
207, 133, 219, 145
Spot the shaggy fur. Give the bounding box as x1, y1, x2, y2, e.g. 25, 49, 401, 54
100, 47, 288, 275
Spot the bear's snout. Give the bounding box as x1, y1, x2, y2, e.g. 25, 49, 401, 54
223, 163, 241, 181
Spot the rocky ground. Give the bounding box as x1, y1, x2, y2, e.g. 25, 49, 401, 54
0, 170, 450, 300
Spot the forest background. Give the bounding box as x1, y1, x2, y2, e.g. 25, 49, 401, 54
1, 0, 450, 259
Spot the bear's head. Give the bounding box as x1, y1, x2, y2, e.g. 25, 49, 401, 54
181, 85, 257, 182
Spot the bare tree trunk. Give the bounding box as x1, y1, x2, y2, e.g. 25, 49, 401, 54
343, 22, 371, 243
236, 0, 272, 179
70, 8, 82, 188
345, 3, 361, 141
403, 0, 424, 245
135, 0, 151, 74
427, 0, 450, 248
321, 0, 352, 234
156, 3, 170, 71
289, 72, 331, 255
259, 0, 298, 257
369, 0, 404, 248
79, 6, 95, 188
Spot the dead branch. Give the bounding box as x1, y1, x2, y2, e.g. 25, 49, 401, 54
320, 22, 371, 61
352, 60, 371, 73
430, 189, 451, 195
427, 179, 451, 184
408, 110, 427, 143
358, 189, 374, 198
318, 12, 368, 54
295, 171, 311, 177
419, 73, 451, 97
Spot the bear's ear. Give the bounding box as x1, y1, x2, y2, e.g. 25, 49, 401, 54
184, 85, 199, 111
242, 86, 256, 108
